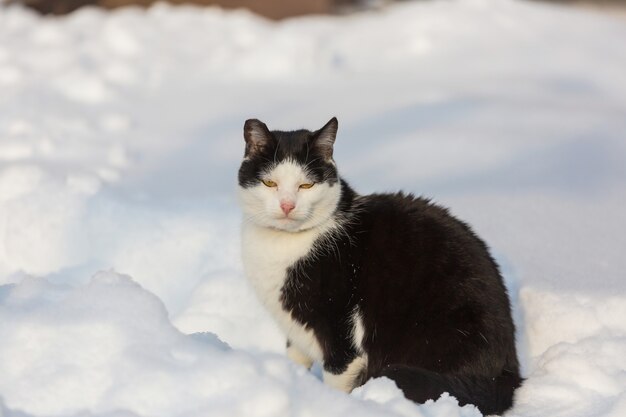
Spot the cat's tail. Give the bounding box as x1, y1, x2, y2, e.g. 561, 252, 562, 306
379, 366, 522, 415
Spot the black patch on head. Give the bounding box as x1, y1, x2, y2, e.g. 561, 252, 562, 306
238, 118, 339, 189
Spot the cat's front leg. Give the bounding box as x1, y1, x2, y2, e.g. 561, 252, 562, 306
286, 339, 314, 369
322, 352, 368, 392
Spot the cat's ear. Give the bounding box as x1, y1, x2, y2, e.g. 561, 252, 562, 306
313, 117, 338, 160
243, 119, 271, 157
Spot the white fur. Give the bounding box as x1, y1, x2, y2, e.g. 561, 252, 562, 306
351, 307, 365, 353
287, 343, 314, 369
241, 221, 330, 363
323, 355, 368, 392
240, 160, 344, 365
238, 159, 341, 233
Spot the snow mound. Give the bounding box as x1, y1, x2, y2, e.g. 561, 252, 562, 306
353, 378, 481, 417
513, 289, 626, 417
0, 271, 479, 417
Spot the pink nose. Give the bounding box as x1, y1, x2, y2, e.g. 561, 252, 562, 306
280, 201, 295, 215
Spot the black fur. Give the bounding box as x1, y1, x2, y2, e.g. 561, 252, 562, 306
239, 118, 338, 188
239, 118, 521, 415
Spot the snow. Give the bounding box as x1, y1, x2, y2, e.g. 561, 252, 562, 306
0, 0, 625, 416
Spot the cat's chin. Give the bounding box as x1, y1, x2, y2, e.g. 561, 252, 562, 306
261, 215, 327, 233
267, 218, 309, 233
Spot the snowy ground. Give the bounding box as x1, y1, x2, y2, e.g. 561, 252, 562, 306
1, 0, 626, 416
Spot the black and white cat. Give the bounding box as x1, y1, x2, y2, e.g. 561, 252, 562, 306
238, 117, 521, 415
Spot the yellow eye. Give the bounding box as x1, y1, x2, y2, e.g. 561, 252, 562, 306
299, 183, 314, 189
261, 179, 277, 187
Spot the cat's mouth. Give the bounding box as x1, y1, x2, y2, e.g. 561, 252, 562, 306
271, 214, 307, 231
276, 211, 300, 221
278, 215, 298, 223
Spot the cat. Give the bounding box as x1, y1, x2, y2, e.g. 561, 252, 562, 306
238, 117, 521, 415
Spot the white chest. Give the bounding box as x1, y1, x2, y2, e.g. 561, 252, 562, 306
241, 223, 325, 361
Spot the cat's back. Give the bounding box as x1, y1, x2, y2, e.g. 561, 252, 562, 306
354, 192, 489, 259
350, 191, 510, 322
350, 192, 517, 374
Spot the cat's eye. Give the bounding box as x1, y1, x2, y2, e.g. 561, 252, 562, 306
299, 183, 314, 189
262, 179, 277, 187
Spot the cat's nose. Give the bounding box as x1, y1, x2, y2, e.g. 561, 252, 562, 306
280, 201, 296, 216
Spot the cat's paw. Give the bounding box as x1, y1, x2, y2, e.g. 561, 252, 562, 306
287, 344, 314, 369
323, 355, 368, 392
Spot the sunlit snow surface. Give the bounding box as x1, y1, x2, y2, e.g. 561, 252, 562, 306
1, 0, 626, 416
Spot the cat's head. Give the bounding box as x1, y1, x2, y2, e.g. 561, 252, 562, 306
238, 118, 341, 232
